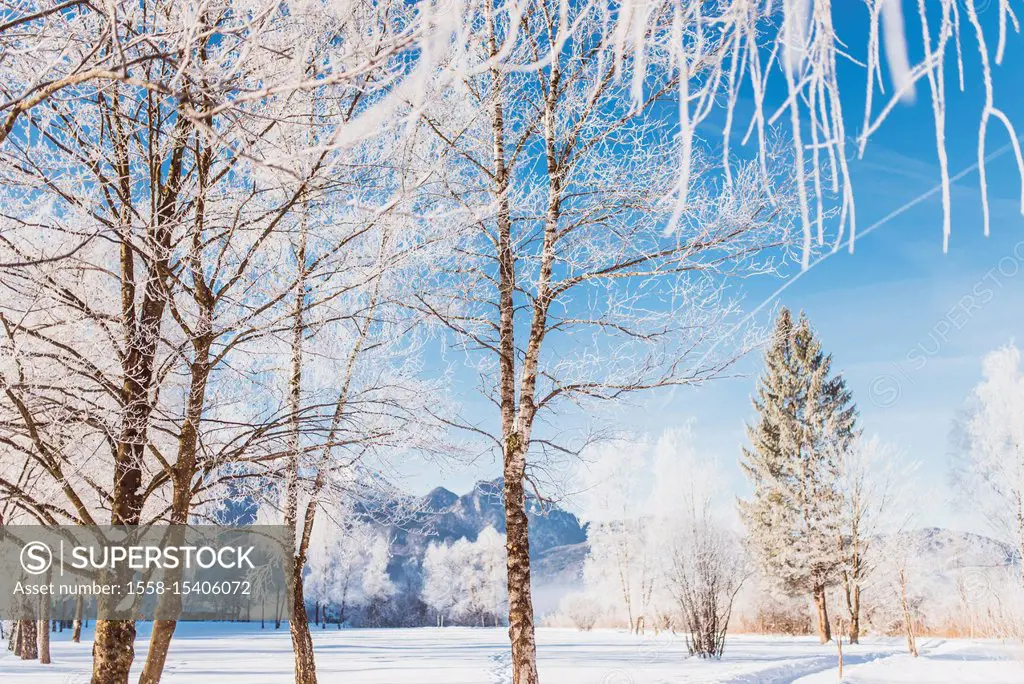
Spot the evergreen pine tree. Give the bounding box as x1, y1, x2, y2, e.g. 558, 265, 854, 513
739, 308, 857, 643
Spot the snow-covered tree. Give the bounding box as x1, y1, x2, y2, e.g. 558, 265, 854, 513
0, 3, 449, 681
421, 527, 507, 627
304, 514, 394, 627
665, 500, 746, 659
464, 527, 508, 626
580, 441, 659, 634
414, 0, 801, 676
649, 429, 748, 657
739, 308, 857, 643
361, 536, 397, 625
580, 427, 748, 649
873, 531, 926, 657
834, 434, 905, 643
955, 343, 1024, 577
421, 540, 461, 627
584, 518, 658, 635
558, 594, 600, 632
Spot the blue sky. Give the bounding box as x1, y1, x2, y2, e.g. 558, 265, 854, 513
398, 1, 1024, 536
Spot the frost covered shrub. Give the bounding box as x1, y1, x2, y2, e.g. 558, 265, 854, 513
560, 594, 600, 632
753, 606, 814, 636
735, 591, 813, 636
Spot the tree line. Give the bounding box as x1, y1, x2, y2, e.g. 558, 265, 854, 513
0, 2, 794, 682
566, 308, 1024, 658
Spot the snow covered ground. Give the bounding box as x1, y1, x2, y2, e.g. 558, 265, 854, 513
1, 625, 1022, 683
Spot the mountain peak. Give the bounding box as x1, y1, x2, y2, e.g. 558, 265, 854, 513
422, 486, 458, 510
396, 478, 586, 559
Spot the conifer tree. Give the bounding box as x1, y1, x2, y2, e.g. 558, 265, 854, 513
739, 308, 857, 643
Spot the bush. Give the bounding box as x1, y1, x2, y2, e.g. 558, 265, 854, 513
738, 594, 813, 636
560, 593, 600, 631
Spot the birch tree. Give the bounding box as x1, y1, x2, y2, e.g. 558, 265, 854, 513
834, 434, 902, 644
0, 2, 447, 682
266, 205, 448, 681
875, 530, 926, 657
417, 1, 796, 677
581, 442, 658, 634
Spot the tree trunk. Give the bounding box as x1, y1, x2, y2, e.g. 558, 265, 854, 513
835, 626, 843, 679
503, 466, 539, 684
138, 330, 214, 684
280, 200, 320, 684
842, 572, 860, 644
38, 618, 50, 664
39, 573, 51, 664
72, 596, 83, 643
97, 377, 150, 684
94, 317, 161, 684
275, 583, 282, 629
849, 584, 860, 644
813, 585, 831, 644
91, 619, 135, 682
91, 99, 184, 684
19, 619, 37, 660
900, 570, 918, 657
138, 524, 189, 684
139, 620, 177, 684
289, 564, 317, 684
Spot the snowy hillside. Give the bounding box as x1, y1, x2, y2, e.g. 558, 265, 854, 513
905, 528, 1016, 568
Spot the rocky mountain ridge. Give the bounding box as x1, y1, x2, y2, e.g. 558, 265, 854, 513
369, 480, 1016, 613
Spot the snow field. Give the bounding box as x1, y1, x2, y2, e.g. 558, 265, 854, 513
2, 624, 1022, 683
